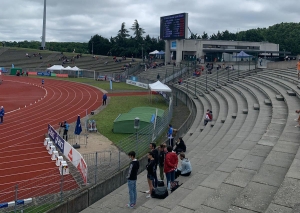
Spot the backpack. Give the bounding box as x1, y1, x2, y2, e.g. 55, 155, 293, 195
151, 187, 168, 199
158, 180, 165, 187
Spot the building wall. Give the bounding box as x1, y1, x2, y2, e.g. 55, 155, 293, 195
165, 39, 279, 64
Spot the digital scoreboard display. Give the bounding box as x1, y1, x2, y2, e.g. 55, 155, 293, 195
160, 13, 188, 40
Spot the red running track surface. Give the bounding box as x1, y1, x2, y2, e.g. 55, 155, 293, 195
0, 76, 103, 202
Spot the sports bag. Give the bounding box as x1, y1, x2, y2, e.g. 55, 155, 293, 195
151, 187, 168, 199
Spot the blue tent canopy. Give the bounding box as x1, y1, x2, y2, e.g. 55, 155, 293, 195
233, 51, 252, 58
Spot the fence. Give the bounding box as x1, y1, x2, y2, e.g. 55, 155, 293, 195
0, 69, 198, 213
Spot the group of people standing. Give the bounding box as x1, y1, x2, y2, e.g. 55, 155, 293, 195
126, 133, 192, 208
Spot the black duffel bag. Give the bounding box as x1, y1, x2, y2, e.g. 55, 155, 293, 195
151, 187, 168, 199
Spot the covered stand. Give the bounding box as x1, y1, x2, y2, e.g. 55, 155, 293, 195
233, 51, 253, 74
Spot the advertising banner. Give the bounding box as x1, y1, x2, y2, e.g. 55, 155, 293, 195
48, 124, 88, 183
47, 124, 65, 153
126, 79, 148, 89
37, 72, 51, 76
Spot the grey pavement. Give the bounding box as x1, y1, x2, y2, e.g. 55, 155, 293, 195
80, 68, 300, 213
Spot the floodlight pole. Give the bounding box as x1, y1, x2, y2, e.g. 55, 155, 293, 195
41, 0, 46, 50
91, 36, 94, 55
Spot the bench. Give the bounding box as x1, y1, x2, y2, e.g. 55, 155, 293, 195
264, 99, 272, 106
287, 90, 296, 96
275, 95, 284, 101
232, 113, 237, 119
253, 103, 260, 110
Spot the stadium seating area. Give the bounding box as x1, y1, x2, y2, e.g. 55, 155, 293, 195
0, 47, 142, 73
82, 66, 300, 212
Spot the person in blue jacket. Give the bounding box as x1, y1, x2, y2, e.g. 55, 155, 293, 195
0, 106, 5, 124
63, 121, 69, 141
102, 93, 107, 105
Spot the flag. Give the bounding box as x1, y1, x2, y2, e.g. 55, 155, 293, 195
74, 115, 82, 135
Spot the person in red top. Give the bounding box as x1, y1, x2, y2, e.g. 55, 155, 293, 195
164, 146, 178, 190
204, 109, 212, 126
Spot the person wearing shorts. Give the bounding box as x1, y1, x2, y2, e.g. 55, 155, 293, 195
297, 59, 300, 80
146, 152, 156, 198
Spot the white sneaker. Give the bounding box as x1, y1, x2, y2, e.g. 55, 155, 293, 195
145, 190, 150, 193
295, 125, 299, 128
146, 194, 151, 198
295, 119, 298, 121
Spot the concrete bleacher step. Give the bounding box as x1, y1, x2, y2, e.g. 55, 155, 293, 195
221, 118, 226, 123
264, 99, 272, 106
287, 90, 296, 96
253, 103, 260, 110
210, 122, 215, 127
221, 82, 227, 86
297, 84, 300, 89
242, 109, 248, 114
276, 95, 284, 101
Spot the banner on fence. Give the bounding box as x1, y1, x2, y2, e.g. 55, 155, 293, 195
126, 79, 148, 89
63, 140, 88, 183
47, 124, 87, 183
37, 72, 51, 76
48, 124, 65, 153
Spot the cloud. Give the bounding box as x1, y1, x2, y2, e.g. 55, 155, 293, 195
0, 0, 299, 42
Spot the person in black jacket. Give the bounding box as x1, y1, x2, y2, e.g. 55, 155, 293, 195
158, 143, 167, 180
174, 137, 186, 154
126, 151, 139, 208
146, 152, 156, 198
149, 143, 158, 188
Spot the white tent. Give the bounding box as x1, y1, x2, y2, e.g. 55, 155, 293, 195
62, 66, 72, 70
148, 81, 172, 103
47, 65, 64, 71
149, 50, 159, 55
149, 80, 172, 92
71, 66, 80, 71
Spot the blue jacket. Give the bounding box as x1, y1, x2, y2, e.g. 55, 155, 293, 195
103, 94, 107, 100
64, 123, 69, 130
0, 108, 4, 117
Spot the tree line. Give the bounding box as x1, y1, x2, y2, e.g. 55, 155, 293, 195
2, 22, 300, 56
2, 20, 165, 58
191, 22, 300, 55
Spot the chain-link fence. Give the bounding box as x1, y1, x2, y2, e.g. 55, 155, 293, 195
0, 65, 198, 213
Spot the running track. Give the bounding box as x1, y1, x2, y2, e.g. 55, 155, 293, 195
0, 76, 103, 202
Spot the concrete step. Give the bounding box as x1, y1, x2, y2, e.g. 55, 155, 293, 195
297, 84, 300, 89
232, 113, 237, 119
253, 103, 260, 110
286, 90, 296, 96
221, 118, 226, 123
210, 122, 215, 127
221, 82, 227, 86
264, 99, 272, 106
276, 95, 284, 101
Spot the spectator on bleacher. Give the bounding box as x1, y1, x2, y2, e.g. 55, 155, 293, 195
0, 106, 5, 124
178, 78, 182, 85
173, 137, 186, 154
175, 152, 192, 179
126, 151, 139, 208
63, 121, 69, 141
157, 73, 160, 80
164, 146, 178, 190
204, 109, 212, 126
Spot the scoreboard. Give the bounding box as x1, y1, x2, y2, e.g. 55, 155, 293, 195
160, 13, 188, 40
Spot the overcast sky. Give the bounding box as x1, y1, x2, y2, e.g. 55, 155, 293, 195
1, 0, 299, 43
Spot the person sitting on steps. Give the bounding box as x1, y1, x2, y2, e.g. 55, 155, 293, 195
175, 152, 192, 179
